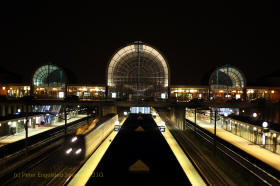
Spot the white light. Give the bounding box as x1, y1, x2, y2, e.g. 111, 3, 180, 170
17, 109, 21, 113
253, 113, 257, 118
77, 105, 80, 108
124, 111, 127, 116
253, 127, 257, 131
58, 92, 64, 98
262, 121, 268, 128
0, 123, 1, 127
262, 134, 266, 145
273, 133, 277, 138
160, 121, 165, 126
75, 148, 82, 154
66, 148, 72, 154
224, 113, 228, 117
115, 120, 120, 125
8, 121, 11, 125
71, 136, 78, 142
152, 112, 157, 116
161, 93, 166, 99
112, 92, 117, 98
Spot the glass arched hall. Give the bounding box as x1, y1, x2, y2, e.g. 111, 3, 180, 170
32, 64, 67, 98
209, 65, 246, 100
107, 41, 170, 99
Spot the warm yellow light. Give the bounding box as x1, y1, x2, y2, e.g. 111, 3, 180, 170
190, 89, 197, 93
40, 88, 45, 90
219, 90, 224, 93
52, 88, 57, 91
265, 91, 268, 93
2, 87, 5, 90
247, 90, 254, 94
271, 90, 275, 94
232, 90, 236, 93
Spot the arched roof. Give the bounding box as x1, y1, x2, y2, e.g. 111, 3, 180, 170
107, 41, 169, 89
33, 64, 66, 87
209, 65, 246, 90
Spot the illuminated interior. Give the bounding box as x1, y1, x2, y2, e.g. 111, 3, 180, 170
246, 87, 280, 102
0, 85, 30, 98
170, 86, 209, 101
32, 64, 66, 98
67, 85, 106, 99
107, 41, 169, 99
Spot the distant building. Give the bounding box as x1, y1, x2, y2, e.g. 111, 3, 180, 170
0, 42, 280, 102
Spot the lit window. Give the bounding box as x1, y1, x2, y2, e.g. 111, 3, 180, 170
58, 92, 64, 98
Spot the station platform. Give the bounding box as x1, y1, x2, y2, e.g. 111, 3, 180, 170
186, 117, 280, 172
0, 114, 87, 146
82, 114, 191, 185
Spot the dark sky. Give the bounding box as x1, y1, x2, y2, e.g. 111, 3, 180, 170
0, 1, 280, 85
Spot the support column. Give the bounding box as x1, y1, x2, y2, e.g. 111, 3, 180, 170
7, 105, 12, 115
12, 105, 17, 114
169, 106, 186, 130
1, 104, 5, 117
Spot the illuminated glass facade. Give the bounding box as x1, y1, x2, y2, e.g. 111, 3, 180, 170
209, 65, 246, 99
107, 41, 169, 99
32, 64, 66, 98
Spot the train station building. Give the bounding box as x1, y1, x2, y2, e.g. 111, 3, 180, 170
0, 41, 280, 102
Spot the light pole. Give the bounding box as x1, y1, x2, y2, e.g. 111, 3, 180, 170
24, 115, 29, 154
194, 108, 197, 132
64, 106, 68, 136
214, 109, 217, 137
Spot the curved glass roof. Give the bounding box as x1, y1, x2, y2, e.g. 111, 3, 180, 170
209, 65, 246, 90
107, 42, 169, 92
33, 64, 66, 87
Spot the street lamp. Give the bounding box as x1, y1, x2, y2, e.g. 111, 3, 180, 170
262, 121, 268, 128
253, 113, 257, 118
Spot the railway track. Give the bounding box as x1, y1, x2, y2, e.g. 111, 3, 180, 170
0, 118, 94, 186
169, 126, 232, 185
184, 120, 280, 186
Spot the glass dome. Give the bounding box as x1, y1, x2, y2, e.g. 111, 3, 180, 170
107, 41, 169, 98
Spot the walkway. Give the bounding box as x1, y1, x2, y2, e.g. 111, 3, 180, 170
86, 114, 190, 185
0, 114, 87, 146
186, 116, 280, 171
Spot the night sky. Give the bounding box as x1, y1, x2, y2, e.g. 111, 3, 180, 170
1, 1, 280, 85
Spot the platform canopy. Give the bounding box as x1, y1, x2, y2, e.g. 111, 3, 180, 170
107, 41, 169, 96
209, 65, 246, 90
